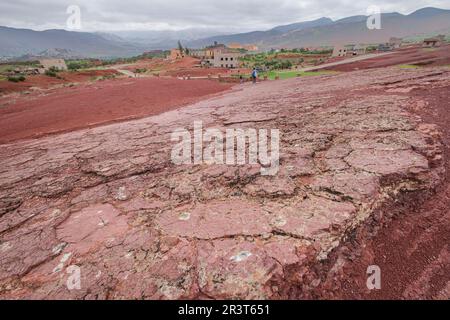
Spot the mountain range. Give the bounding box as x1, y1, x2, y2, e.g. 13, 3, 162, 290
0, 27, 143, 59
1, 7, 449, 60
187, 7, 450, 49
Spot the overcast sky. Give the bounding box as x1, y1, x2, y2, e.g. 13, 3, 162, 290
1, 0, 450, 32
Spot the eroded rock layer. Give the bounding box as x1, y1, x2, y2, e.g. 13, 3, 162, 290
0, 67, 448, 299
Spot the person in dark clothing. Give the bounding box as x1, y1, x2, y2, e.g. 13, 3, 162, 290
251, 68, 258, 84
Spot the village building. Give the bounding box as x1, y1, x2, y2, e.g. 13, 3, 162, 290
228, 43, 244, 50
389, 37, 403, 49
332, 46, 347, 57
188, 42, 242, 68
352, 44, 367, 55
169, 49, 184, 60
189, 49, 206, 58
212, 49, 242, 68
243, 44, 259, 52
378, 43, 394, 52
423, 35, 445, 48
204, 42, 226, 59
228, 43, 259, 52
38, 59, 68, 73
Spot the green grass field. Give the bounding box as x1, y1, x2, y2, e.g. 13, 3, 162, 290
398, 64, 420, 69
0, 64, 15, 73
261, 70, 337, 80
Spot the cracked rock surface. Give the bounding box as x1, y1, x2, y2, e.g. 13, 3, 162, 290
0, 67, 448, 299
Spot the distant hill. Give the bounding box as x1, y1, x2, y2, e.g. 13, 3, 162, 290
186, 17, 334, 48
12, 48, 83, 62
270, 17, 334, 33
0, 26, 143, 59
1, 7, 450, 59
188, 7, 450, 49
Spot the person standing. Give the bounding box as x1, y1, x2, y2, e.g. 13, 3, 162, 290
251, 68, 258, 84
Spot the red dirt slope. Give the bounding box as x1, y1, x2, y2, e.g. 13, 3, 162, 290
0, 77, 232, 144
325, 45, 450, 72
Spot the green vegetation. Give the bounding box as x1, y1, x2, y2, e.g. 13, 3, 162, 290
99, 74, 116, 81
101, 51, 170, 66
7, 75, 26, 82
398, 64, 420, 69
134, 68, 148, 74
0, 61, 39, 73
240, 52, 294, 70
240, 48, 332, 71
67, 60, 93, 71
270, 48, 332, 55
45, 67, 58, 77
365, 46, 378, 53
44, 66, 64, 79
422, 47, 438, 52
260, 70, 337, 80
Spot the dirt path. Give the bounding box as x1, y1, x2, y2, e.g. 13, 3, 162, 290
0, 77, 232, 144
323, 45, 450, 72
298, 52, 395, 72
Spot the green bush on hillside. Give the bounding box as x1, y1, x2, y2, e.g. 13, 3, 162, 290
8, 75, 26, 82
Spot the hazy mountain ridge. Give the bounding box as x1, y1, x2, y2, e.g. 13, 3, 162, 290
1, 7, 449, 59
188, 7, 450, 49
0, 26, 143, 59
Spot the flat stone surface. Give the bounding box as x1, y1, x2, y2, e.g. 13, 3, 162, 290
0, 66, 447, 299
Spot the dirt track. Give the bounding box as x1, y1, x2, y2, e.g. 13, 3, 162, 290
0, 77, 232, 144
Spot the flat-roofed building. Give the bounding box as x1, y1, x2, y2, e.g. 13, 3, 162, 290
243, 44, 259, 52
213, 49, 243, 68
389, 37, 403, 49
39, 59, 67, 73
332, 46, 347, 57
189, 49, 206, 58
423, 35, 445, 48
169, 49, 184, 60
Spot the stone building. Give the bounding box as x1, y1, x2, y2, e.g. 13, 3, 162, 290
39, 59, 68, 73
332, 46, 347, 57
212, 49, 242, 68
169, 49, 184, 60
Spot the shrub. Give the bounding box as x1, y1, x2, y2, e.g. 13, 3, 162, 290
8, 75, 26, 82
135, 68, 148, 74
67, 60, 92, 71
45, 70, 57, 77
67, 62, 82, 71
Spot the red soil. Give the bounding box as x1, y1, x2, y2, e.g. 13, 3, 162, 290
0, 69, 120, 95
0, 77, 232, 144
325, 45, 450, 72
334, 85, 450, 300
120, 56, 251, 78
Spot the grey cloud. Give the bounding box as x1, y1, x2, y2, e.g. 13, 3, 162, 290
0, 0, 449, 31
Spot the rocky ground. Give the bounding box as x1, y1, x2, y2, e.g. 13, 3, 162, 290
0, 66, 449, 299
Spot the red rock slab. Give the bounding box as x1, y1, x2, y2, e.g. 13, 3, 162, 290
56, 204, 129, 254
0, 66, 448, 299
155, 200, 272, 239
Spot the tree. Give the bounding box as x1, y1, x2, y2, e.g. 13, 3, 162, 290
178, 41, 184, 55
